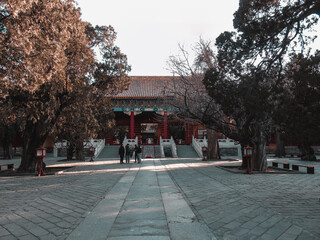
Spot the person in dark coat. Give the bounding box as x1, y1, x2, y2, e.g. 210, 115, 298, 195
136, 143, 142, 163
119, 144, 125, 164
134, 144, 138, 163
125, 144, 131, 163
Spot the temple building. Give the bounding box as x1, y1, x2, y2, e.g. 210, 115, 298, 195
107, 76, 203, 145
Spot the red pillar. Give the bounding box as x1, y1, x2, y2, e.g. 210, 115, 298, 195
185, 123, 192, 144
195, 125, 198, 139
130, 111, 134, 139
185, 124, 188, 144
164, 111, 168, 139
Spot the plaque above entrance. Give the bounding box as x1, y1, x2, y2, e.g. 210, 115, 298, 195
113, 106, 174, 112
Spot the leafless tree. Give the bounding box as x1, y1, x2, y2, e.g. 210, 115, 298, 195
164, 40, 227, 160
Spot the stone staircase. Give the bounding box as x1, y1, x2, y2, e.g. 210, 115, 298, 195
154, 145, 162, 158
176, 145, 199, 158
163, 145, 173, 158
98, 145, 199, 159
97, 145, 119, 159
142, 145, 162, 158
142, 145, 153, 158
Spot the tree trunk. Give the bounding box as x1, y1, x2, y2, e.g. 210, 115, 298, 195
240, 142, 249, 169
3, 140, 13, 160
207, 129, 218, 160
216, 140, 221, 159
299, 141, 316, 161
17, 98, 66, 172
18, 122, 47, 173
3, 126, 14, 159
252, 130, 267, 171
67, 143, 74, 160
75, 139, 85, 161
275, 131, 285, 157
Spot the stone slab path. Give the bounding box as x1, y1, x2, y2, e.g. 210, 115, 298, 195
67, 159, 214, 240
1, 155, 320, 239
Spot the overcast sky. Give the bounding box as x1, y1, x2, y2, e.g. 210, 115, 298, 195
75, 1, 319, 76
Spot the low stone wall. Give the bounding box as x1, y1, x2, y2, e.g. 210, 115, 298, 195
266, 145, 320, 156
219, 148, 239, 157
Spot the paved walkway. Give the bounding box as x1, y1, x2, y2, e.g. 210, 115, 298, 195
0, 155, 319, 239
161, 158, 320, 240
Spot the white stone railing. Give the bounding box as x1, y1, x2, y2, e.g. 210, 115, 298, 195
123, 136, 138, 156
192, 136, 242, 159
54, 140, 68, 148
170, 136, 178, 158
218, 138, 242, 159
195, 136, 208, 147
54, 140, 69, 157
122, 137, 127, 146
90, 139, 105, 157
159, 136, 165, 158
192, 136, 206, 158
123, 136, 127, 147
160, 136, 177, 158
53, 139, 105, 158
123, 136, 138, 148
83, 139, 105, 157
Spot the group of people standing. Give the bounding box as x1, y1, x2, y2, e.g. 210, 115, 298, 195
118, 143, 142, 164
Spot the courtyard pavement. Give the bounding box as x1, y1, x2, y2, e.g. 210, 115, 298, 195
0, 154, 319, 239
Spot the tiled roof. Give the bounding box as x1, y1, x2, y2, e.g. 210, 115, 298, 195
114, 76, 178, 99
